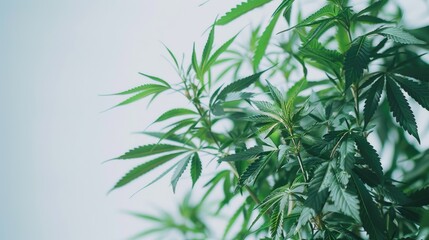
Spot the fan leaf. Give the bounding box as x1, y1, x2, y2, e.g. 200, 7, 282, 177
112, 152, 185, 190
115, 144, 189, 160
171, 155, 192, 192
344, 36, 371, 89
385, 76, 420, 142
190, 153, 202, 187
363, 76, 384, 126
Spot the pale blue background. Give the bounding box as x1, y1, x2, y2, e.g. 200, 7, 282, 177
1, 0, 428, 239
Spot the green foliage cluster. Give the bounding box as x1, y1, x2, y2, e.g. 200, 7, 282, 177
108, 0, 429, 239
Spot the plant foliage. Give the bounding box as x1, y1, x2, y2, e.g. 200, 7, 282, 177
107, 0, 429, 239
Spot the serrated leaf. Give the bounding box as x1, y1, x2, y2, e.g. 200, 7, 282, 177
393, 74, 429, 111
138, 73, 171, 87
105, 84, 165, 96
270, 207, 284, 239
299, 40, 343, 70
218, 146, 264, 162
363, 76, 384, 126
202, 24, 215, 68
237, 157, 267, 187
385, 76, 420, 142
192, 43, 200, 79
215, 69, 267, 102
266, 80, 285, 107
116, 144, 189, 160
216, 0, 272, 26
140, 131, 196, 148
329, 174, 360, 221
113, 85, 169, 108
294, 4, 337, 29
344, 36, 371, 89
285, 78, 307, 116
354, 135, 383, 183
301, 19, 333, 47
154, 108, 197, 123
253, 11, 281, 69
351, 173, 386, 240
190, 153, 202, 187
379, 27, 424, 45
112, 152, 185, 190
304, 162, 330, 212
171, 155, 192, 192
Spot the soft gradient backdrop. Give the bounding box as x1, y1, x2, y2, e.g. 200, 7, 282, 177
1, 0, 428, 239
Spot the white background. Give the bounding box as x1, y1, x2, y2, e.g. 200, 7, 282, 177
1, 0, 428, 239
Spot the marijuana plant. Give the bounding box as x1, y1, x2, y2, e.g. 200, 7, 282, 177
108, 0, 429, 239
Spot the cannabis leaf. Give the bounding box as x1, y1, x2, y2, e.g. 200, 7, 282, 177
216, 0, 272, 26
385, 76, 420, 142
379, 27, 424, 45
253, 11, 281, 70
112, 152, 185, 190
344, 36, 371, 89
190, 153, 202, 187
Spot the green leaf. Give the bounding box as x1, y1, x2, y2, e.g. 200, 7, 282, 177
201, 24, 215, 68
363, 76, 384, 126
301, 162, 331, 216
253, 11, 281, 70
354, 135, 383, 183
385, 76, 420, 142
237, 157, 267, 188
272, 0, 294, 19
113, 85, 169, 108
356, 15, 392, 24
215, 69, 267, 102
139, 132, 196, 148
408, 25, 429, 44
138, 73, 171, 87
216, 0, 272, 26
344, 36, 371, 89
266, 80, 285, 107
285, 78, 307, 116
270, 207, 284, 239
351, 173, 386, 240
171, 155, 192, 192
190, 153, 202, 187
329, 173, 360, 221
105, 84, 165, 96
299, 40, 343, 71
205, 34, 238, 70
115, 144, 189, 160
379, 27, 425, 45
161, 43, 179, 69
192, 43, 200, 79
154, 108, 197, 123
218, 146, 264, 162
393, 74, 429, 111
112, 152, 185, 190
405, 186, 429, 207
293, 4, 337, 29
356, 0, 387, 16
